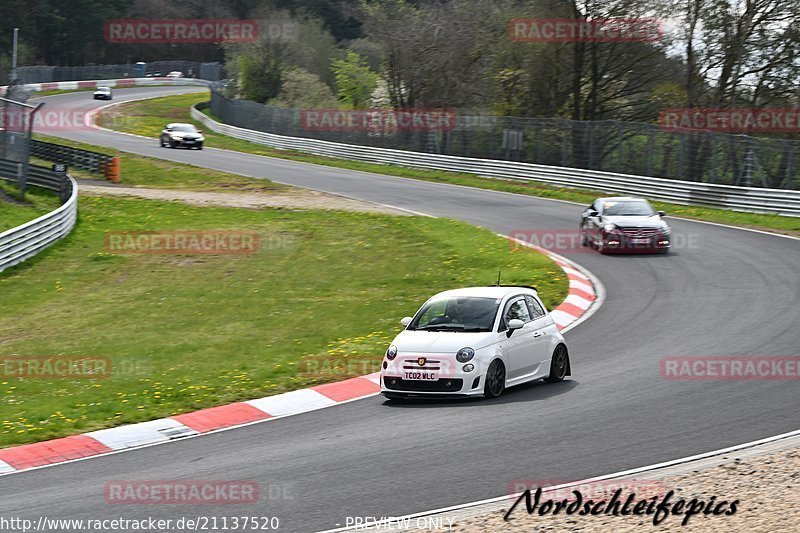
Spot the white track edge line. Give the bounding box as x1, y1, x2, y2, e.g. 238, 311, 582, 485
317, 427, 800, 532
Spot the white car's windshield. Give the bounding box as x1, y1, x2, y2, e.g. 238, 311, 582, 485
408, 296, 500, 332
603, 201, 656, 216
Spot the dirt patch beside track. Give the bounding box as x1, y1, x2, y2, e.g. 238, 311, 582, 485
77, 180, 406, 214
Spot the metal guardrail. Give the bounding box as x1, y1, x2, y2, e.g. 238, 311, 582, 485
191, 103, 800, 216
9, 61, 223, 84
19, 77, 213, 92
207, 90, 800, 190
0, 161, 78, 273
31, 140, 112, 174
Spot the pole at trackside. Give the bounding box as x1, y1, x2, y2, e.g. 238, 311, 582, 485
10, 28, 19, 82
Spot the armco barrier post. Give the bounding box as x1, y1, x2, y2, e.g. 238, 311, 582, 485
106, 157, 120, 183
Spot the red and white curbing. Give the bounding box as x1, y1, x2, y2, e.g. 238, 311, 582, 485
0, 374, 384, 473
551, 261, 596, 330
0, 254, 598, 474
507, 236, 603, 332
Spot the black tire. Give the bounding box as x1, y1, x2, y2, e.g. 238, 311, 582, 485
483, 359, 506, 398
196, 144, 203, 150
170, 141, 178, 149
544, 344, 570, 383
579, 226, 589, 247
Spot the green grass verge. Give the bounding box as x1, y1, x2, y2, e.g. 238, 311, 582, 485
0, 195, 567, 447
0, 180, 63, 232
33, 133, 286, 193
102, 92, 800, 236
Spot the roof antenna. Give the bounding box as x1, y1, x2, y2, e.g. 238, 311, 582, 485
496, 270, 501, 287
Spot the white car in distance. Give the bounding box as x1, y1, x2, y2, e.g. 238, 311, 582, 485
381, 286, 570, 399
93, 86, 113, 100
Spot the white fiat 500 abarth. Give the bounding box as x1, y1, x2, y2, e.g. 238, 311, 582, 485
380, 286, 570, 399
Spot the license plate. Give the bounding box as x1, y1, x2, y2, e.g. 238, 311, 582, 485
403, 371, 438, 381
630, 238, 650, 244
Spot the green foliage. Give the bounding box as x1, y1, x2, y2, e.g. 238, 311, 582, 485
239, 54, 284, 104
0, 0, 134, 65
331, 50, 380, 109
269, 68, 338, 108
649, 82, 688, 112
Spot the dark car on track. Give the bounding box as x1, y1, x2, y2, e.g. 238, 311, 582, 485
579, 197, 671, 253
159, 123, 205, 150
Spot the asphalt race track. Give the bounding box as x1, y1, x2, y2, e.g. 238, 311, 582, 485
2, 87, 799, 532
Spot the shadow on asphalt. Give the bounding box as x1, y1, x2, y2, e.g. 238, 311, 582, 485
381, 379, 579, 408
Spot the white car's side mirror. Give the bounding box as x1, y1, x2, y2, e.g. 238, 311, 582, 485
400, 316, 412, 327
507, 319, 524, 330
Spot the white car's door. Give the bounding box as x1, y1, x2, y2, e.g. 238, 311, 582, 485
501, 297, 535, 380
524, 295, 555, 378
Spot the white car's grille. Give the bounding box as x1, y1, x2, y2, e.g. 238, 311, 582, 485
402, 358, 444, 370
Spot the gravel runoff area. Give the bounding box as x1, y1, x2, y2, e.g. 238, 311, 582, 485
345, 439, 798, 532
76, 181, 407, 214
455, 446, 799, 532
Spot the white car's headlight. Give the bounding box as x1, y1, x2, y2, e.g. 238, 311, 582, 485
603, 224, 618, 233
456, 347, 475, 363
386, 345, 398, 360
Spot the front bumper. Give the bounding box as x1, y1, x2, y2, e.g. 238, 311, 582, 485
602, 232, 670, 252
380, 355, 487, 398
170, 138, 203, 147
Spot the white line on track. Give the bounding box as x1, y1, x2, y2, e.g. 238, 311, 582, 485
318, 427, 800, 532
